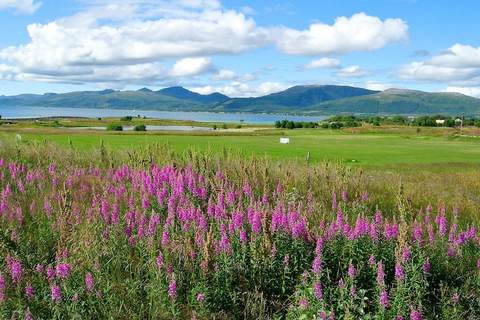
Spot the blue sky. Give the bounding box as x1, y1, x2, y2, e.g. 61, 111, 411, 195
1, 0, 480, 97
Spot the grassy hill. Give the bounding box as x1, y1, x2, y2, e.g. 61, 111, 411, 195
2, 85, 480, 116
215, 85, 378, 112
307, 89, 480, 116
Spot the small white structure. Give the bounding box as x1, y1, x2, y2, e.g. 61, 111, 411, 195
280, 137, 290, 144
435, 119, 445, 125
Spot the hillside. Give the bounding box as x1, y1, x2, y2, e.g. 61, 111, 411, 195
0, 88, 227, 111
215, 85, 378, 112
307, 89, 480, 116
2, 85, 480, 116
158, 86, 229, 104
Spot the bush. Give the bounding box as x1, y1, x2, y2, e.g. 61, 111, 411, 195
121, 116, 133, 121
134, 124, 147, 131
106, 124, 123, 131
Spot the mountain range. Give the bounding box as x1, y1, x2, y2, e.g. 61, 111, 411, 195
1, 85, 480, 116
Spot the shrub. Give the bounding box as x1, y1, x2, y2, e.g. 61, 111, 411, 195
121, 116, 133, 121
106, 124, 123, 131
134, 124, 147, 131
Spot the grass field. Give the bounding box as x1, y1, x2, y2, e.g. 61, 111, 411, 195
2, 127, 480, 170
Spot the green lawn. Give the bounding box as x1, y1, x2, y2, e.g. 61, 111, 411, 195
3, 128, 480, 169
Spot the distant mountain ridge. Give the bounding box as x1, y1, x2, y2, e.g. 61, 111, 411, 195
1, 85, 480, 116
158, 86, 229, 104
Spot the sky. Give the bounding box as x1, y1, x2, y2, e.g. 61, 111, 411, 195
0, 0, 480, 97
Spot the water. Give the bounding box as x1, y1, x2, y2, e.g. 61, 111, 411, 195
0, 106, 327, 124
70, 125, 213, 131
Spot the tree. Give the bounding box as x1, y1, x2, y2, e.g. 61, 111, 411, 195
134, 124, 146, 131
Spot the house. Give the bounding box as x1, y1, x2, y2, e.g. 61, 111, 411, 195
435, 119, 445, 125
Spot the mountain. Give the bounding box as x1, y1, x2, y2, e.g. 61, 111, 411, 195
158, 86, 229, 104
306, 89, 480, 116
1, 85, 480, 116
0, 87, 229, 111
215, 85, 378, 112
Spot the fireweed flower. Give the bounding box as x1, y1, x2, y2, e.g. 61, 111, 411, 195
313, 282, 323, 300
436, 214, 448, 237
395, 263, 405, 281
51, 284, 62, 303
85, 273, 94, 291
312, 255, 322, 274
9, 259, 23, 283
196, 293, 205, 302
24, 309, 33, 320
410, 309, 422, 320
156, 253, 164, 269
422, 260, 431, 274
162, 230, 170, 247
402, 246, 411, 263
46, 267, 55, 281
299, 298, 309, 309
168, 279, 177, 299
379, 290, 389, 309
376, 261, 385, 286
368, 255, 376, 266
56, 263, 71, 280
0, 274, 5, 302
347, 263, 356, 279
25, 285, 35, 299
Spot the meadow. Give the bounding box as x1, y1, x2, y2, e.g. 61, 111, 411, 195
0, 119, 480, 319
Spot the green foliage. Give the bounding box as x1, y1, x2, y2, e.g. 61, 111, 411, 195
120, 116, 133, 121
133, 124, 146, 131
275, 119, 319, 129
106, 124, 123, 131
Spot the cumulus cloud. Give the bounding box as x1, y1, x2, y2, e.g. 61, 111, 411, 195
445, 86, 480, 98
191, 81, 287, 97
0, 1, 269, 85
304, 57, 340, 69
0, 2, 408, 87
275, 12, 408, 56
364, 81, 391, 91
169, 57, 213, 77
336, 65, 370, 78
400, 44, 480, 85
213, 69, 237, 81
0, 0, 41, 14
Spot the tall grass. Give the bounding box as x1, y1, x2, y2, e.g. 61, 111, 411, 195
0, 140, 479, 319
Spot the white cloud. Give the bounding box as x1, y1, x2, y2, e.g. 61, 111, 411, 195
212, 69, 256, 81
336, 65, 370, 78
364, 81, 391, 91
400, 62, 479, 82
0, 3, 408, 87
191, 81, 287, 97
445, 86, 480, 98
213, 69, 237, 81
0, 0, 41, 14
275, 12, 408, 56
0, 2, 269, 84
304, 57, 340, 69
400, 44, 480, 84
169, 57, 212, 77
